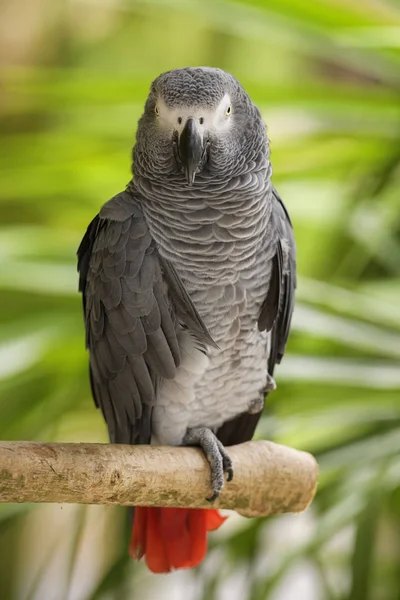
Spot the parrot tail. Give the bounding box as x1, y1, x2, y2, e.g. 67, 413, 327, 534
129, 506, 226, 573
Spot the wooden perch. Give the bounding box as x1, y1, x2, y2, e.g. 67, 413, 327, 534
0, 441, 317, 517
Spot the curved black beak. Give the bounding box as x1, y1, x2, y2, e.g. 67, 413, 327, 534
178, 118, 204, 185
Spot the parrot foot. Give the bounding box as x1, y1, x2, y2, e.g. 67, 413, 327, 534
248, 374, 276, 414
182, 427, 233, 502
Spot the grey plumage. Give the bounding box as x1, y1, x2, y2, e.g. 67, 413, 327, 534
78, 67, 296, 489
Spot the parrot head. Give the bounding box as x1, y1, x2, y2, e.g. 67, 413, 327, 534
133, 67, 266, 185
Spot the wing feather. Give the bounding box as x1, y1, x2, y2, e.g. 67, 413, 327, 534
78, 190, 214, 444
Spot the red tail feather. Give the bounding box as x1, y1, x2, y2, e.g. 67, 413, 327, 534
129, 507, 227, 573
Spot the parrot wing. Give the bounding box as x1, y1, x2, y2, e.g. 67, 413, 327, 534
216, 186, 296, 446
265, 187, 297, 375
77, 190, 214, 445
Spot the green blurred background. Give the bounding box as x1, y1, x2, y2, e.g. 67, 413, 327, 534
1, 0, 400, 598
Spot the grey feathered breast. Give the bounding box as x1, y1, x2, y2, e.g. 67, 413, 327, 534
78, 186, 296, 447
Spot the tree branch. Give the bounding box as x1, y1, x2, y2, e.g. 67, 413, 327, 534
0, 441, 317, 517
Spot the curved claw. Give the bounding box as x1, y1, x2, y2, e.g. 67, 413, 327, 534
226, 467, 234, 482
182, 427, 234, 502
206, 491, 220, 503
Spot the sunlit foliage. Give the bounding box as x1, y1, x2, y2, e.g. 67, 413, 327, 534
0, 1, 399, 598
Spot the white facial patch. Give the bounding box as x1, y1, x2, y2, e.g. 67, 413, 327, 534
156, 93, 232, 136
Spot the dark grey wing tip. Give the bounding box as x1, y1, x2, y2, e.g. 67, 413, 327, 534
258, 239, 283, 333
267, 187, 297, 376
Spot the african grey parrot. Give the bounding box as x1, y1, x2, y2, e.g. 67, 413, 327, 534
77, 67, 296, 573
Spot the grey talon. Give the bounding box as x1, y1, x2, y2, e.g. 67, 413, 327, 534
183, 427, 234, 501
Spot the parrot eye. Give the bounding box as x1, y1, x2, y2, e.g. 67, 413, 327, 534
226, 105, 232, 116
155, 105, 160, 117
